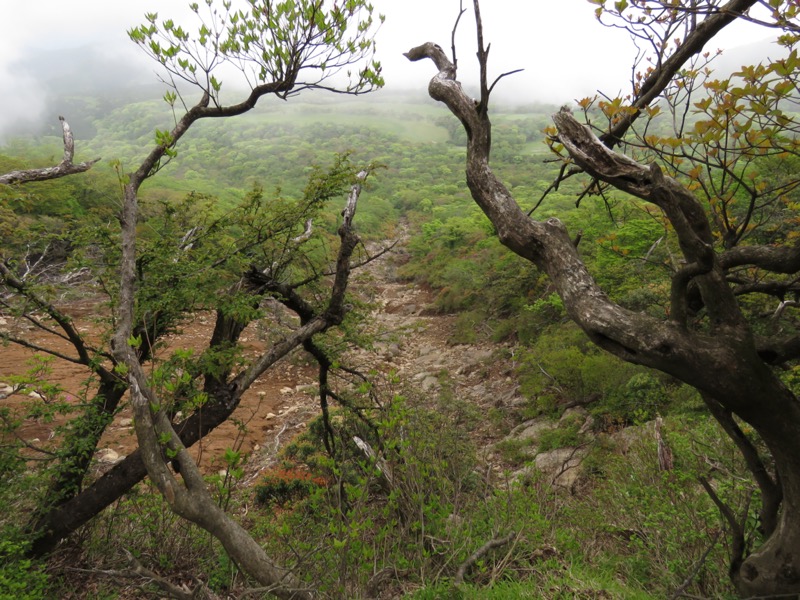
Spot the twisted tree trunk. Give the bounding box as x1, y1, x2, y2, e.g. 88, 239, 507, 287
406, 12, 800, 592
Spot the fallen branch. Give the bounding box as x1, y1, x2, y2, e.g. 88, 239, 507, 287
63, 549, 205, 600
122, 549, 204, 600
454, 531, 516, 586
353, 435, 394, 488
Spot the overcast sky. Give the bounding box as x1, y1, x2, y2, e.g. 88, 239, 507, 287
0, 0, 773, 137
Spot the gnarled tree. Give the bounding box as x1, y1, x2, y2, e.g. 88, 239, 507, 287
407, 0, 800, 596
0, 0, 383, 591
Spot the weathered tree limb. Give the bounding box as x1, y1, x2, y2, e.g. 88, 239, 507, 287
756, 334, 800, 365
719, 242, 800, 273
405, 38, 740, 402
121, 549, 203, 600
63, 553, 203, 600
126, 367, 312, 599
453, 531, 516, 585
0, 117, 100, 185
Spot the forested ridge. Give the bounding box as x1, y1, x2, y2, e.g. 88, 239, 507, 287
2, 1, 800, 598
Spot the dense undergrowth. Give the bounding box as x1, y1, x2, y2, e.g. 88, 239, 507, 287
0, 92, 786, 598
1, 390, 750, 598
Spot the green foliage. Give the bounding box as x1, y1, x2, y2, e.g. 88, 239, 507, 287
0, 539, 50, 600
254, 468, 325, 507
204, 546, 239, 594
256, 393, 485, 596
129, 0, 383, 101
209, 447, 246, 511
0, 356, 78, 492
91, 482, 208, 571
537, 421, 585, 452
516, 323, 679, 426
563, 417, 745, 598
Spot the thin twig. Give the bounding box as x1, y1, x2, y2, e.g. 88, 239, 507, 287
451, 0, 467, 72
487, 68, 524, 96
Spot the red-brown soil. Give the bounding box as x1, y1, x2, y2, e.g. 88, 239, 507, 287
1, 242, 523, 481
0, 298, 318, 473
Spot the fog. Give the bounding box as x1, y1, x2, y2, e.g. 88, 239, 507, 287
0, 0, 776, 140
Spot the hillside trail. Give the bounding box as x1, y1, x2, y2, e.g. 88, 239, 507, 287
0, 228, 524, 482
243, 227, 526, 481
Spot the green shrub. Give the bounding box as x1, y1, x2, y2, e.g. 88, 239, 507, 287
254, 468, 326, 507
0, 539, 49, 600
537, 422, 584, 452
561, 417, 743, 598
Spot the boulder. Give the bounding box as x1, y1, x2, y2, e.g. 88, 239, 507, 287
611, 422, 652, 454
510, 417, 557, 442
533, 446, 589, 489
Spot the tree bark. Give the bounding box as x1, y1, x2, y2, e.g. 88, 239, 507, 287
26, 379, 125, 545
28, 389, 239, 557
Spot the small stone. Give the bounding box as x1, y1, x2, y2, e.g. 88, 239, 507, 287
119, 418, 133, 427
280, 387, 293, 394
97, 448, 120, 464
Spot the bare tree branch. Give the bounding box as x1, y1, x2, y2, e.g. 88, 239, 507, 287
450, 0, 467, 72
454, 531, 517, 585
0, 117, 100, 185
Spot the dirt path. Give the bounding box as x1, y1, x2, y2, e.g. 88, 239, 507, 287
0, 303, 319, 472
0, 235, 523, 480
246, 236, 525, 477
